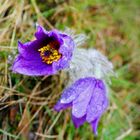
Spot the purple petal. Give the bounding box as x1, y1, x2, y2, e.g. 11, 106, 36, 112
18, 40, 41, 60
54, 101, 72, 111
49, 30, 64, 45
35, 25, 49, 40
52, 34, 75, 70
35, 28, 63, 47
72, 115, 86, 128
12, 55, 54, 76
59, 77, 95, 104
72, 78, 96, 118
59, 86, 78, 104
90, 117, 100, 135
86, 80, 108, 122
59, 34, 74, 57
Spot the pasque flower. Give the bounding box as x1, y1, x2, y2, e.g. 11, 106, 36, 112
54, 77, 108, 135
54, 48, 114, 135
12, 25, 86, 76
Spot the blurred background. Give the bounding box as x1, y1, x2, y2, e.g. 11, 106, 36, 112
0, 0, 140, 139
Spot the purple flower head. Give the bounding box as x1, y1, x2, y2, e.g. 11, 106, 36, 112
54, 77, 108, 135
12, 25, 75, 76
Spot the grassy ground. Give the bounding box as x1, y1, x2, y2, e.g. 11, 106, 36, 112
0, 0, 140, 139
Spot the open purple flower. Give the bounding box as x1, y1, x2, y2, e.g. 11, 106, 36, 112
54, 77, 108, 135
12, 25, 75, 76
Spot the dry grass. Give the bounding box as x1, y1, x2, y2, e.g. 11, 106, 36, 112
0, 0, 140, 140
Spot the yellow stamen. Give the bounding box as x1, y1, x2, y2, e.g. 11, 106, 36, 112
38, 44, 61, 64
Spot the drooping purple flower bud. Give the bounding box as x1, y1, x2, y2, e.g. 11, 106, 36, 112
12, 25, 86, 76
54, 77, 108, 135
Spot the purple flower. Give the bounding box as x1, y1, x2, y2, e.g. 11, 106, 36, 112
12, 25, 75, 76
54, 77, 108, 135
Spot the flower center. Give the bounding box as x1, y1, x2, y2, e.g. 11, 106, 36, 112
38, 42, 61, 64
